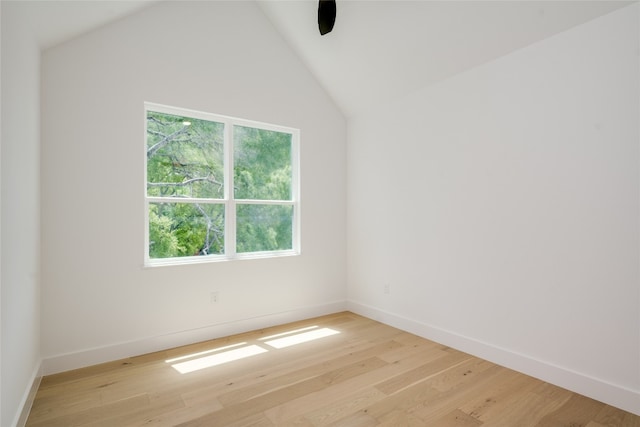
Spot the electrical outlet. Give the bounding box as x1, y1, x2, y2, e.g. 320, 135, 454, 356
383, 284, 390, 295
210, 291, 219, 304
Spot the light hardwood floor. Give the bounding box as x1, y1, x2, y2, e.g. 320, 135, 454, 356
27, 312, 639, 426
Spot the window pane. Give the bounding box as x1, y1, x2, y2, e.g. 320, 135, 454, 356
234, 126, 292, 200
149, 202, 224, 258
236, 205, 293, 253
147, 111, 224, 199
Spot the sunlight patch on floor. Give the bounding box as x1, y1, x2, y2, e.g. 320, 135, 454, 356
166, 325, 341, 373
169, 344, 268, 374
165, 342, 249, 364
259, 325, 320, 341
263, 327, 340, 349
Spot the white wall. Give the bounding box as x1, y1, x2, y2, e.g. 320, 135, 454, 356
41, 1, 347, 373
1, 3, 43, 426
348, 4, 640, 415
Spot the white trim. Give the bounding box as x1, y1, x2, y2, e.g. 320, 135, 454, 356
235, 199, 295, 206
13, 360, 42, 427
143, 105, 151, 266
143, 102, 300, 266
292, 128, 301, 254
347, 301, 640, 416
35, 303, 640, 416
226, 121, 236, 257
144, 248, 300, 268
42, 301, 347, 376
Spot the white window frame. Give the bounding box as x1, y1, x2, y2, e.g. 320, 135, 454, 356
144, 102, 300, 267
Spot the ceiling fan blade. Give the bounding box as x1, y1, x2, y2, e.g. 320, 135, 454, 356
318, 0, 336, 35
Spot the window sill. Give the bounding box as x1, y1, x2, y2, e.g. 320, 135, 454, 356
143, 250, 300, 268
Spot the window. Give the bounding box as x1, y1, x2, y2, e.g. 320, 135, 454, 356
145, 103, 299, 266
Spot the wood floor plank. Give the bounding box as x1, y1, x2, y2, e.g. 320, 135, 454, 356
81, 392, 186, 427
428, 409, 484, 427
325, 411, 378, 427
457, 369, 541, 421
215, 340, 402, 407
363, 358, 496, 423
276, 416, 316, 427
177, 357, 389, 426
595, 405, 640, 427
265, 360, 394, 424
223, 413, 276, 427
375, 409, 428, 427
121, 397, 220, 427
264, 344, 454, 424
203, 323, 400, 401
406, 361, 506, 423
375, 350, 471, 395
534, 391, 604, 426
303, 386, 386, 426
25, 312, 640, 427
479, 390, 569, 427
28, 393, 151, 427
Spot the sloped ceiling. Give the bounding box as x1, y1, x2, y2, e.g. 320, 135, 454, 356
258, 1, 632, 117
12, 0, 633, 118
9, 0, 156, 50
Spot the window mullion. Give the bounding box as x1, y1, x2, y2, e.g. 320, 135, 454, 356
292, 129, 301, 254
225, 120, 236, 258
234, 199, 294, 205
147, 196, 223, 204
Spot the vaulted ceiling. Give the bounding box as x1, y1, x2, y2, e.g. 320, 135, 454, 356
13, 0, 632, 118
258, 1, 631, 117
11, 0, 154, 49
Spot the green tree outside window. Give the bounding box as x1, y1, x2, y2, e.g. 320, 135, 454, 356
146, 106, 298, 263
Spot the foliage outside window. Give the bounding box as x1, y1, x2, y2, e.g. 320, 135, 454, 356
145, 103, 299, 265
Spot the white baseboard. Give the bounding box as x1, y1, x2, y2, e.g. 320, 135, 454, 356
13, 360, 43, 427
38, 299, 640, 416
347, 300, 640, 417
43, 300, 348, 376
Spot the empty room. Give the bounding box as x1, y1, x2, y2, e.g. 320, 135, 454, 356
2, 0, 639, 425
